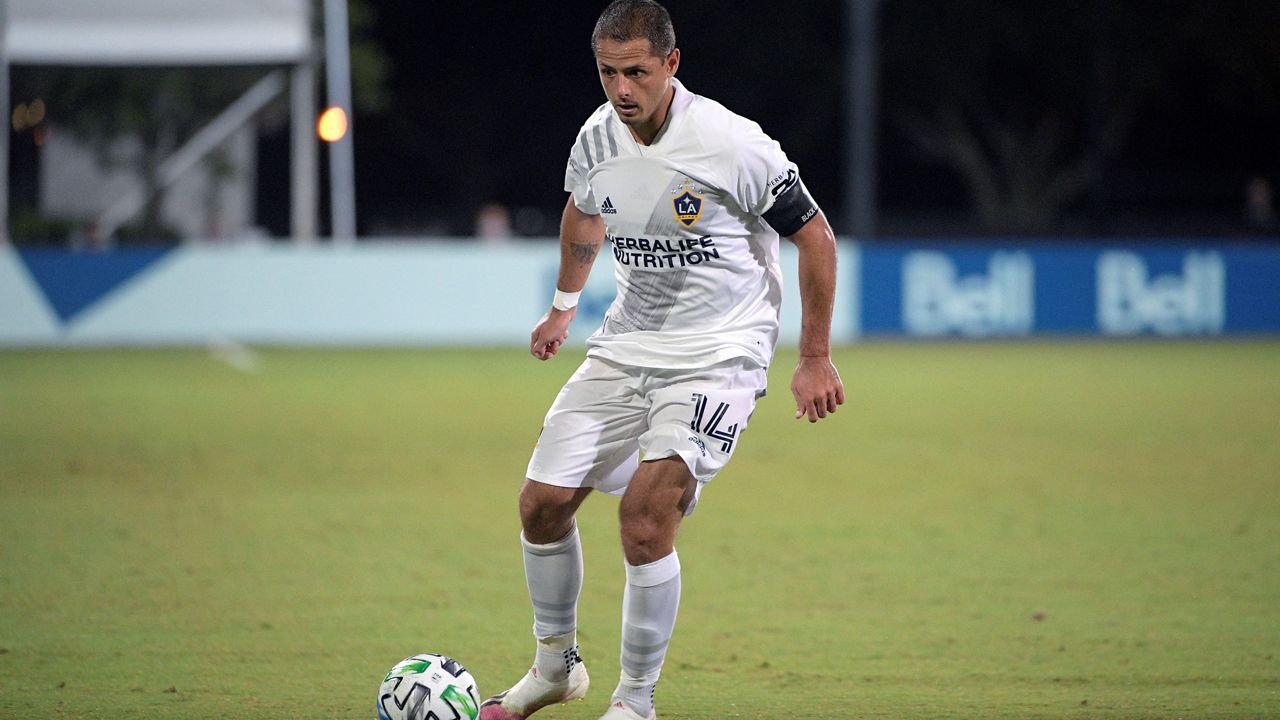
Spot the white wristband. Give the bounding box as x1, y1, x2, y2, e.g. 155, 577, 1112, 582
552, 289, 581, 311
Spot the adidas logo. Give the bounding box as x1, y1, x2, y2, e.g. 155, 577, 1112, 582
601, 197, 618, 214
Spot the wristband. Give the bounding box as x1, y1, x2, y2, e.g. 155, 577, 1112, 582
552, 289, 581, 311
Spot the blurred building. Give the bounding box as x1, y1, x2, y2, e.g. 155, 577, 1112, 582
3, 0, 316, 243
40, 124, 260, 242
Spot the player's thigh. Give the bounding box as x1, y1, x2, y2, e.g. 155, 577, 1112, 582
617, 456, 696, 564
619, 456, 697, 524
526, 357, 648, 491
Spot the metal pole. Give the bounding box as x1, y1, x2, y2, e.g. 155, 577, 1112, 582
291, 61, 317, 242
845, 0, 880, 239
96, 71, 286, 238
323, 0, 356, 242
1, 0, 11, 244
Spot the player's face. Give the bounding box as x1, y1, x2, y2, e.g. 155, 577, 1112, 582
595, 38, 680, 143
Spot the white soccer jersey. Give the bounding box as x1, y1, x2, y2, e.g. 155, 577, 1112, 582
565, 78, 813, 370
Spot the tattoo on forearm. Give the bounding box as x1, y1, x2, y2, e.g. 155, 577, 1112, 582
570, 242, 599, 265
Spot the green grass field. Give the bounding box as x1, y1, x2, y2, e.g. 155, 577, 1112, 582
1, 342, 1278, 719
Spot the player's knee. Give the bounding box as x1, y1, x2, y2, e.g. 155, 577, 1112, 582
618, 508, 673, 565
519, 479, 580, 544
619, 518, 659, 563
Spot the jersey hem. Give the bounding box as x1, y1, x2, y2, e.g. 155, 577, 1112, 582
585, 343, 770, 371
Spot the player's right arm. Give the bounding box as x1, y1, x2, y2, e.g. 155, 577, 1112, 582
530, 195, 605, 360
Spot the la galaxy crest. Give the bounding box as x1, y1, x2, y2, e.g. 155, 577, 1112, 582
672, 190, 703, 227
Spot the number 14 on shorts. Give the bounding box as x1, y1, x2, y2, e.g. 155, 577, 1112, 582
690, 392, 739, 453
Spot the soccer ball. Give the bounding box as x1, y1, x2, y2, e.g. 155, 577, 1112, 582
377, 653, 480, 720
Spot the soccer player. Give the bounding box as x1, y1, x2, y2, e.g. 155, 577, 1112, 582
480, 2, 844, 719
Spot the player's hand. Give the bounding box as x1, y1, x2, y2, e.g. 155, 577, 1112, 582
530, 307, 575, 360
791, 355, 845, 423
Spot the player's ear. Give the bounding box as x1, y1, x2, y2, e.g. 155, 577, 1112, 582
665, 47, 680, 76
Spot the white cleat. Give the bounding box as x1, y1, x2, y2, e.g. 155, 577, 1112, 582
479, 662, 589, 720
598, 700, 656, 720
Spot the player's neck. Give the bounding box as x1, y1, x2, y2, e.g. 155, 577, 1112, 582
629, 84, 677, 146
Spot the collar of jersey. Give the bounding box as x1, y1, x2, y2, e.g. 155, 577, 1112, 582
621, 77, 694, 154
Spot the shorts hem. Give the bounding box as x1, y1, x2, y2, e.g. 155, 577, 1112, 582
641, 447, 709, 485
525, 467, 590, 489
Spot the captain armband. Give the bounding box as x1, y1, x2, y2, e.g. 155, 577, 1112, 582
761, 175, 820, 237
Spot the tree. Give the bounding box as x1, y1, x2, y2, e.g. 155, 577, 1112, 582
881, 0, 1279, 233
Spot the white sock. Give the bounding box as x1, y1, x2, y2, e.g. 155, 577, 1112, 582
522, 525, 583, 682
613, 551, 681, 717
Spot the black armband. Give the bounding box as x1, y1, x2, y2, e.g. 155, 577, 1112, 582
762, 175, 820, 237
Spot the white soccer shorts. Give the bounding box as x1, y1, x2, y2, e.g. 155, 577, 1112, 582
526, 356, 767, 515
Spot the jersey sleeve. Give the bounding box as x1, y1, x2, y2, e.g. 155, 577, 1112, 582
564, 132, 600, 215
727, 122, 792, 216
726, 122, 819, 236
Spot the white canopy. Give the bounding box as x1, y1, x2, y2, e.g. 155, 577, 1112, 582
5, 0, 310, 66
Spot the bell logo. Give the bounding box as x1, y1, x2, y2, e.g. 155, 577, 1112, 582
902, 251, 1034, 336
1096, 251, 1225, 335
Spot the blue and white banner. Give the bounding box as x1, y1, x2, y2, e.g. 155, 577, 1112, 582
859, 243, 1280, 338
1, 240, 1276, 347
0, 240, 854, 347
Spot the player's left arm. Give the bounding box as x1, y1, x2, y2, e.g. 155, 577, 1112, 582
784, 210, 845, 423
732, 124, 845, 422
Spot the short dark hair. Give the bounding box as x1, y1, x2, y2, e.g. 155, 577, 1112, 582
591, 0, 676, 57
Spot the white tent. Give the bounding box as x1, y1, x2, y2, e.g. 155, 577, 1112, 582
0, 0, 331, 241
5, 0, 310, 66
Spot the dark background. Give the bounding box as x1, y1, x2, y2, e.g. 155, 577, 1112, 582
12, 1, 1280, 241
310, 0, 1277, 240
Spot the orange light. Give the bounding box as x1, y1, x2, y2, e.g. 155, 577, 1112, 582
12, 99, 47, 132
317, 106, 349, 142
28, 98, 46, 126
